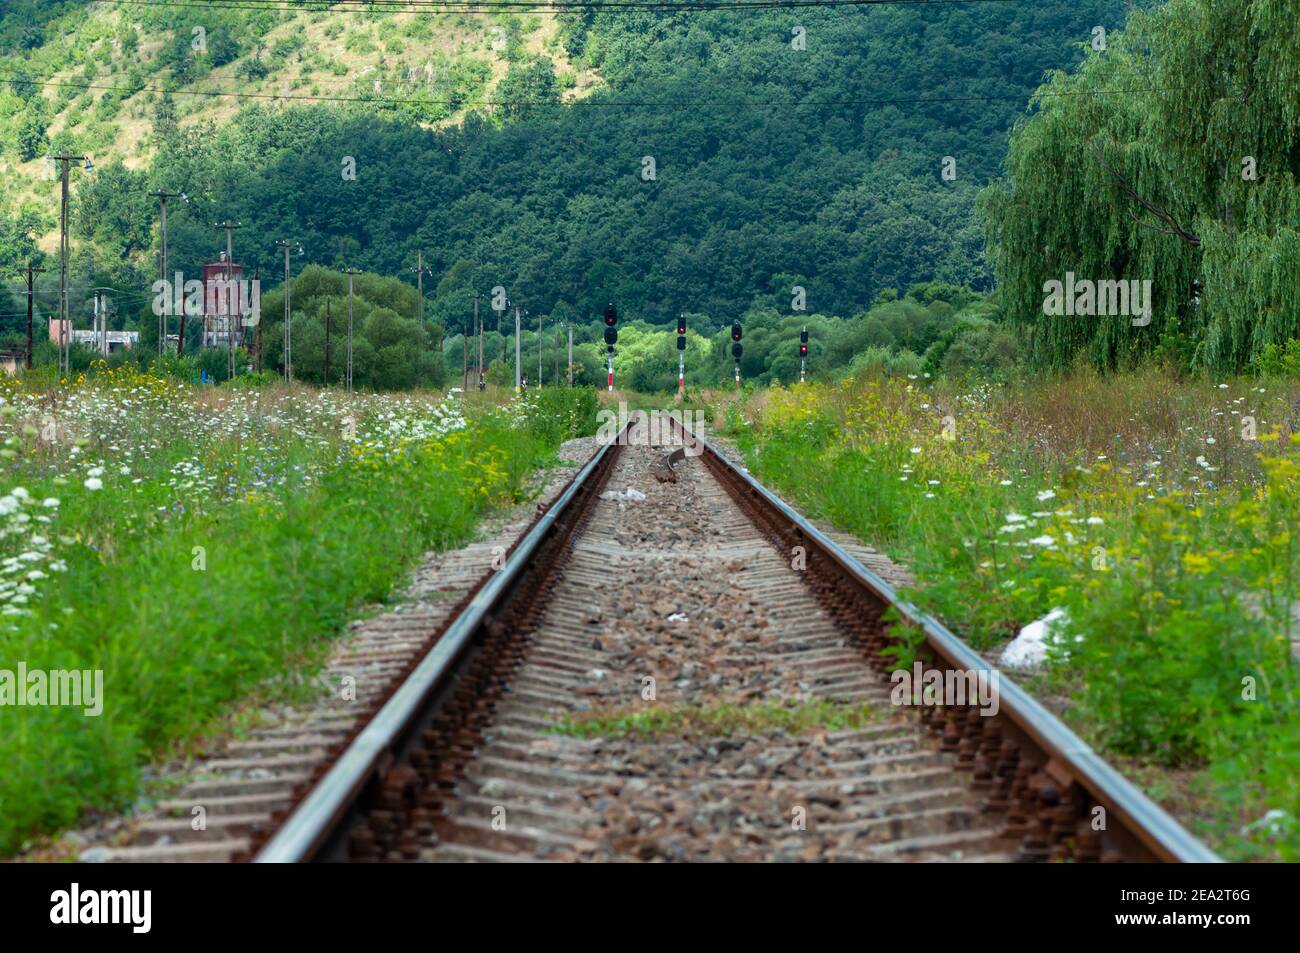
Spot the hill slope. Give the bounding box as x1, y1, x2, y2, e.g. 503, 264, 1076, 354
2, 1, 1129, 339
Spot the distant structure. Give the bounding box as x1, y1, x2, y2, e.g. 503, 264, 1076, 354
47, 321, 139, 355
201, 254, 246, 349
0, 349, 26, 376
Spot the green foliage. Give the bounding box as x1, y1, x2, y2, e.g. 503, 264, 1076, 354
742, 372, 1300, 859
28, 2, 1125, 337
0, 372, 590, 853
554, 699, 876, 739
981, 0, 1300, 372
495, 56, 559, 121
1256, 339, 1300, 377
14, 100, 48, 161
0, 200, 46, 276
259, 266, 445, 390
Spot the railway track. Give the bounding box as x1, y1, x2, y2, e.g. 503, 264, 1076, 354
235, 415, 1219, 863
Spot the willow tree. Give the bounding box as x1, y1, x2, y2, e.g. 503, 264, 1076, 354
979, 0, 1300, 371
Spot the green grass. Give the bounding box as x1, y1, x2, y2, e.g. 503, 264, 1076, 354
733, 370, 1300, 860
0, 369, 597, 854
553, 699, 878, 740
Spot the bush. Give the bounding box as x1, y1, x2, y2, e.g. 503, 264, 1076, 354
1256, 340, 1300, 378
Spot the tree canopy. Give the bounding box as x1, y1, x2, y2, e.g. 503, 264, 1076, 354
980, 0, 1300, 372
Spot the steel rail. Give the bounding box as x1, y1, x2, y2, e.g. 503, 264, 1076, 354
254, 431, 620, 863
682, 422, 1220, 863
255, 407, 1220, 863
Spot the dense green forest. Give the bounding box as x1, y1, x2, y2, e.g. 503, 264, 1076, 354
3, 0, 1297, 383
1, 0, 1127, 380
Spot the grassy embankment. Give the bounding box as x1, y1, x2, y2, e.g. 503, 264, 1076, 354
730, 367, 1300, 860
0, 365, 596, 854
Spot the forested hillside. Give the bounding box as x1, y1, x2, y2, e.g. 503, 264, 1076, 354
2, 0, 1126, 346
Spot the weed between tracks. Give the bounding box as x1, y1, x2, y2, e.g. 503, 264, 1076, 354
0, 367, 598, 855
553, 699, 878, 740
731, 368, 1300, 860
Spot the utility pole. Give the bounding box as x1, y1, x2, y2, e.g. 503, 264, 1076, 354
275, 240, 295, 382
345, 268, 361, 392
177, 289, 187, 358
253, 269, 262, 373
493, 296, 507, 387
567, 322, 573, 387
473, 289, 483, 387
472, 292, 481, 389
462, 318, 468, 391
92, 287, 114, 357
24, 263, 45, 370
148, 189, 184, 358
51, 154, 91, 376
215, 221, 244, 380
537, 309, 543, 388
414, 251, 426, 324
323, 297, 331, 384
514, 304, 522, 394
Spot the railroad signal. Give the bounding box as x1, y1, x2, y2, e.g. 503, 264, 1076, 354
731, 321, 743, 388
676, 314, 686, 396
799, 326, 808, 383
604, 302, 617, 391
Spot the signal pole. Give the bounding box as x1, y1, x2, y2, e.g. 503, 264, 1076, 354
51, 154, 91, 375
603, 303, 618, 392
514, 304, 522, 394
149, 189, 184, 357
800, 326, 808, 383
567, 322, 573, 387
215, 222, 244, 379
731, 321, 743, 388
537, 309, 543, 388
676, 314, 687, 396
24, 263, 45, 370
345, 268, 361, 392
